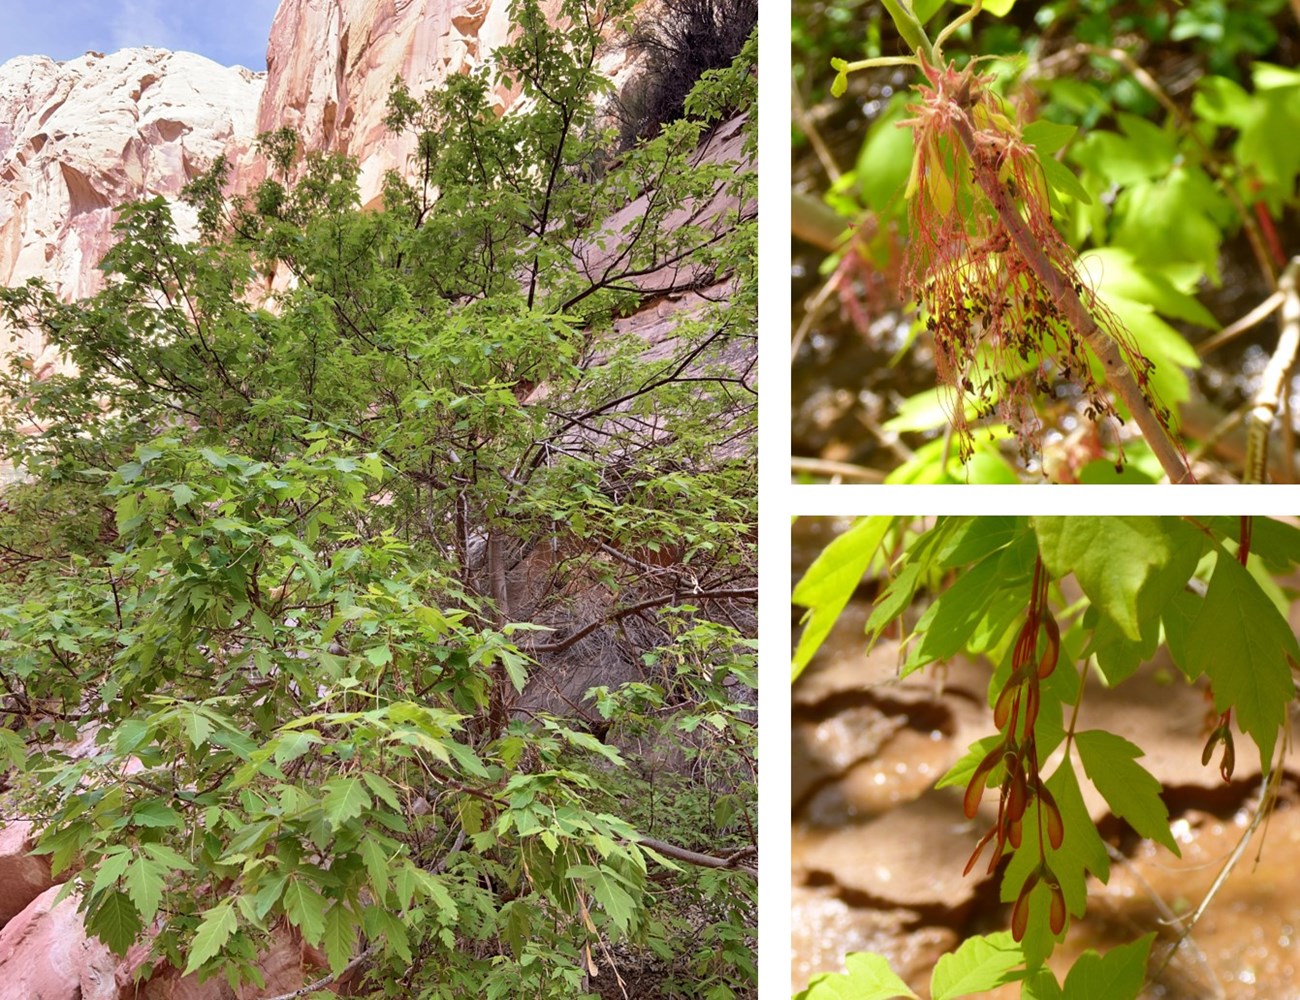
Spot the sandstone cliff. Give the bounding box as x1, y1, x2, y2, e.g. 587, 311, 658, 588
0, 48, 264, 368
257, 0, 636, 208
0, 1, 642, 317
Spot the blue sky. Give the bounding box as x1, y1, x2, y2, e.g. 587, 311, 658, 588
0, 0, 282, 70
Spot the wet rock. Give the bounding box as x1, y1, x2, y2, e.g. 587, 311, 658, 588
799, 727, 953, 824
793, 702, 906, 809
795, 788, 995, 912
791, 884, 956, 998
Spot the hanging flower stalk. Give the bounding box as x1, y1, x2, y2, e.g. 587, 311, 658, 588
831, 2, 1195, 483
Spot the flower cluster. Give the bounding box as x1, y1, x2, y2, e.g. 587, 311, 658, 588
898, 61, 1171, 472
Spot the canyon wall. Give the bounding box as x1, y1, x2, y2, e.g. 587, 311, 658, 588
0, 0, 640, 319
0, 49, 263, 364
258, 0, 637, 208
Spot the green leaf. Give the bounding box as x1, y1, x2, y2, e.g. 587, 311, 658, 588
183, 900, 238, 975
171, 483, 198, 508
321, 776, 372, 830
855, 95, 916, 215
936, 516, 1025, 569
273, 729, 322, 766
88, 889, 143, 956
883, 387, 981, 434
1039, 153, 1094, 207
251, 608, 276, 642
1188, 550, 1299, 768
906, 546, 1018, 672
131, 800, 184, 829
935, 733, 1002, 791
1034, 517, 1201, 642
1161, 589, 1202, 680
180, 705, 214, 749
91, 847, 132, 896
1061, 933, 1155, 1000
123, 856, 167, 923
1075, 730, 1179, 854
1023, 120, 1077, 157
930, 932, 1024, 999
361, 770, 403, 812
1082, 248, 1217, 328
800, 951, 919, 1000
360, 837, 392, 898
323, 902, 358, 974
1022, 967, 1064, 1000
282, 876, 327, 946
865, 561, 923, 645
142, 842, 195, 871
568, 864, 637, 936
793, 517, 893, 679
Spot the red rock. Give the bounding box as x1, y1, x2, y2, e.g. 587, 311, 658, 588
0, 820, 57, 929
0, 885, 118, 1000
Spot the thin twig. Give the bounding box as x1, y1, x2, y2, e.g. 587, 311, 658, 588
789, 457, 886, 482
1196, 291, 1284, 357
1155, 770, 1275, 980
259, 944, 375, 1000
1244, 258, 1300, 483
791, 84, 842, 184
1102, 842, 1225, 1000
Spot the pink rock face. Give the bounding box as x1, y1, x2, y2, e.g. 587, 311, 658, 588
0, 886, 118, 1000
0, 820, 57, 929
119, 927, 335, 1000
258, 0, 633, 208
0, 49, 263, 303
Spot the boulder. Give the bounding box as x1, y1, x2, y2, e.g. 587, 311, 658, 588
0, 885, 117, 1000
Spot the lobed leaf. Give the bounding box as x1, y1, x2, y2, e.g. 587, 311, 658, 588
183, 900, 238, 976
1188, 550, 1299, 769
930, 931, 1024, 999
1075, 730, 1179, 854
793, 517, 893, 679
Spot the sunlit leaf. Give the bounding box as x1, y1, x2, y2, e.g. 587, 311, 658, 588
1075, 730, 1179, 854
930, 931, 1024, 999
793, 517, 893, 679
798, 951, 919, 1000
1061, 933, 1155, 1000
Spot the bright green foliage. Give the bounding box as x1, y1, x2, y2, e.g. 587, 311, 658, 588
792, 516, 893, 677
930, 932, 1024, 999
793, 516, 1299, 996
1035, 516, 1201, 642
1188, 548, 1300, 768
796, 951, 919, 1000
1061, 933, 1155, 1000
798, 0, 1300, 482
1074, 731, 1178, 853
0, 2, 756, 995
